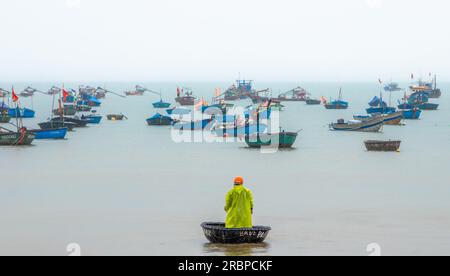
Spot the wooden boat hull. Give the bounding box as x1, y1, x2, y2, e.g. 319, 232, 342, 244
365, 140, 401, 152
107, 114, 125, 120
325, 104, 348, 110
245, 132, 298, 148
354, 112, 403, 126
201, 223, 271, 244
146, 116, 174, 126
330, 117, 384, 132
306, 99, 321, 105
39, 121, 76, 131
51, 117, 89, 127
30, 128, 68, 140
0, 132, 35, 146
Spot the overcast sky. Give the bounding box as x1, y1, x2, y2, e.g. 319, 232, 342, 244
1, 0, 449, 82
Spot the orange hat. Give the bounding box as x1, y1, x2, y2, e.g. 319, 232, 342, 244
234, 176, 244, 185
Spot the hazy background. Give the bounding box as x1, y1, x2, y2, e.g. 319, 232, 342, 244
0, 0, 449, 82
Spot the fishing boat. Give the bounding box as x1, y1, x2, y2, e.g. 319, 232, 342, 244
418, 103, 439, 110
175, 87, 197, 106
365, 140, 401, 152
39, 121, 77, 131
78, 97, 101, 107
354, 111, 403, 126
81, 114, 103, 124
384, 82, 402, 92
324, 89, 349, 110
201, 223, 271, 244
0, 127, 35, 146
223, 80, 254, 101
366, 106, 396, 115
47, 86, 61, 95
166, 107, 192, 116
410, 75, 441, 99
401, 108, 422, 120
330, 117, 384, 132
278, 87, 310, 102
20, 87, 38, 97
146, 113, 175, 126
53, 105, 77, 116
153, 99, 171, 109
8, 107, 35, 118
306, 98, 321, 105
245, 131, 299, 149
125, 85, 146, 96
107, 114, 127, 121
30, 128, 68, 140
76, 105, 92, 112
50, 117, 89, 127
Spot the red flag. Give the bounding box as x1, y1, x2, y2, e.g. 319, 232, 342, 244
12, 87, 19, 102
62, 88, 69, 102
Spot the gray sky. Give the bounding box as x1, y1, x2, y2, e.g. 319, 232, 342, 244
1, 0, 449, 82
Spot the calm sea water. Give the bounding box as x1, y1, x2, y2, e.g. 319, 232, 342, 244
1, 81, 449, 256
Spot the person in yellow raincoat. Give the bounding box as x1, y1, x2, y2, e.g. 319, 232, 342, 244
225, 177, 254, 229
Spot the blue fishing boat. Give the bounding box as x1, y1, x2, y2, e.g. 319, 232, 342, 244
78, 96, 101, 107
81, 114, 103, 124
366, 106, 396, 115
368, 96, 387, 107
175, 118, 213, 131
402, 108, 422, 120
398, 102, 414, 110
354, 111, 403, 125
166, 107, 191, 116
418, 103, 439, 110
30, 128, 68, 140
153, 100, 171, 109
324, 89, 349, 110
8, 107, 36, 118
146, 113, 175, 126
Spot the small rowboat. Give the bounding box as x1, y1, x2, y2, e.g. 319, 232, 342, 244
152, 100, 171, 109
81, 115, 103, 124
107, 114, 127, 121
245, 132, 298, 149
365, 140, 401, 152
201, 223, 271, 244
0, 130, 35, 146
30, 128, 68, 140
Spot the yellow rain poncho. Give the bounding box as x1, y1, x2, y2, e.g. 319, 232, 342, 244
225, 185, 254, 229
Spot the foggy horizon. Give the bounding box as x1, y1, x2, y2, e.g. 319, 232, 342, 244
1, 0, 449, 82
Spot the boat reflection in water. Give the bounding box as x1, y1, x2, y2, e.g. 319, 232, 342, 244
203, 242, 270, 256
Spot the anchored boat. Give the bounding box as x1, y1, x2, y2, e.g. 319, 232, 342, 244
245, 131, 298, 149
201, 223, 271, 244
330, 117, 384, 132
0, 127, 35, 146
146, 113, 175, 126
8, 107, 35, 118
306, 98, 321, 105
401, 108, 422, 120
30, 128, 68, 140
107, 114, 127, 121
39, 121, 77, 131
153, 100, 171, 109
278, 87, 310, 102
365, 140, 401, 152
175, 87, 197, 106
354, 111, 403, 126
324, 89, 349, 110
81, 114, 103, 124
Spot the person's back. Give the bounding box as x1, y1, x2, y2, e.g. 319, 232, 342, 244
225, 177, 254, 229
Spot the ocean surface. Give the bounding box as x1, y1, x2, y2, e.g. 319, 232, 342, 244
1, 81, 449, 256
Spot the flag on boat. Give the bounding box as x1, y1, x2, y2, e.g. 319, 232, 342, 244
62, 87, 70, 102
12, 87, 19, 102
